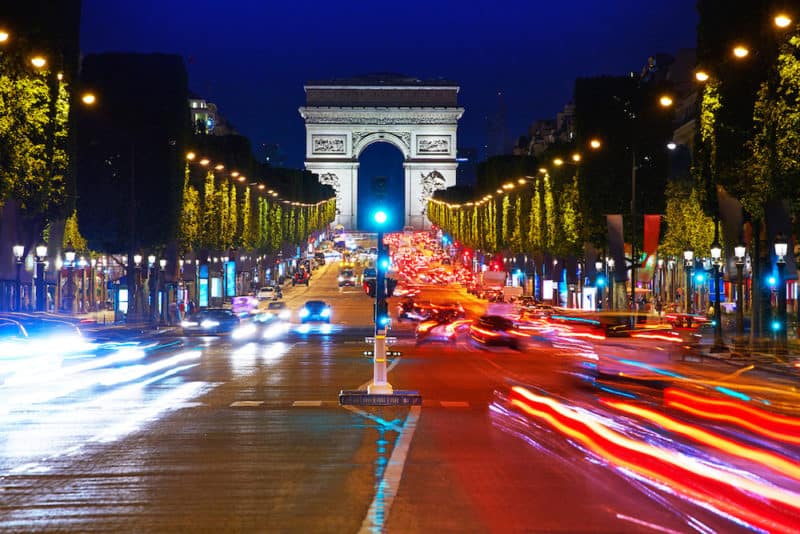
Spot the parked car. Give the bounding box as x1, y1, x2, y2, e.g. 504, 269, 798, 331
299, 300, 331, 323
181, 308, 240, 335
469, 315, 529, 349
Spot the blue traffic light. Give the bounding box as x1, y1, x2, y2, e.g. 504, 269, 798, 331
768, 275, 777, 288
378, 256, 390, 271
373, 210, 388, 225
772, 320, 782, 332
695, 272, 706, 283
596, 275, 606, 287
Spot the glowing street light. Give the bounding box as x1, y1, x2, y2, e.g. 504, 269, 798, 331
81, 92, 96, 105
775, 14, 792, 28
659, 95, 674, 107
0, 30, 9, 43
30, 56, 47, 68
695, 70, 710, 82
589, 139, 602, 150
186, 152, 196, 160
733, 45, 750, 59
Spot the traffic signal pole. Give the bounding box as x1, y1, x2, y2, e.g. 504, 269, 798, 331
369, 230, 393, 395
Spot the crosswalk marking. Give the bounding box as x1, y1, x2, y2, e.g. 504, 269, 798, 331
440, 401, 470, 408
292, 400, 323, 407
229, 400, 264, 407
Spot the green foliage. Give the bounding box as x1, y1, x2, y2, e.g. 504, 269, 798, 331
556, 175, 582, 257
660, 181, 716, 256
0, 55, 69, 226
240, 186, 253, 249
178, 165, 201, 253
543, 174, 556, 249
501, 196, 511, 247
63, 210, 88, 252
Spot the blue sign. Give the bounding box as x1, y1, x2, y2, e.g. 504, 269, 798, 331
225, 261, 236, 297
199, 264, 209, 279
199, 278, 209, 307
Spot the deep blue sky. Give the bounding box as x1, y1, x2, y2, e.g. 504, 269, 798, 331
80, 0, 698, 169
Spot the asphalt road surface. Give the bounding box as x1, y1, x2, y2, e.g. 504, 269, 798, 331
0, 259, 786, 532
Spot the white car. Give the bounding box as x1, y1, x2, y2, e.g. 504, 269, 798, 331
257, 286, 279, 300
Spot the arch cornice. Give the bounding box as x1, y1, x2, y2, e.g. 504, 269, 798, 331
352, 132, 410, 159
299, 106, 464, 125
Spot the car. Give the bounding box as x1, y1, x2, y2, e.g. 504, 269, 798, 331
292, 270, 310, 286
397, 298, 433, 322
362, 267, 377, 281
299, 300, 331, 323
338, 268, 356, 287
314, 252, 326, 265
263, 301, 291, 321
257, 286, 280, 301
181, 308, 240, 335
431, 301, 466, 319
415, 313, 470, 345
469, 315, 529, 349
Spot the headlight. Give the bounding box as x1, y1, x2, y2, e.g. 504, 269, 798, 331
320, 308, 331, 318
181, 321, 198, 327
279, 310, 290, 320
201, 319, 220, 328
338, 276, 344, 282
232, 323, 257, 340
299, 308, 310, 318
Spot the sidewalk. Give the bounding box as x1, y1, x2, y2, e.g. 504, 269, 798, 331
696, 331, 800, 378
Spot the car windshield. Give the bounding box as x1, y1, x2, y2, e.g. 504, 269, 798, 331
304, 301, 327, 310
267, 302, 286, 310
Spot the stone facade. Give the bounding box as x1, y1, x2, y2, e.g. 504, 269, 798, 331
300, 77, 463, 230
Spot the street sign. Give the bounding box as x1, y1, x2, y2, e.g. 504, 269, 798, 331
339, 389, 422, 406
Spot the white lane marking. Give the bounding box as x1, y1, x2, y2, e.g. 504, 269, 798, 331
440, 401, 469, 408
229, 401, 264, 407
292, 400, 323, 407
342, 406, 405, 433
359, 405, 421, 534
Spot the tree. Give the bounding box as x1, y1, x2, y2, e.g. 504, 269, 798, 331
240, 186, 253, 249
660, 181, 715, 256
62, 210, 88, 252
178, 165, 200, 253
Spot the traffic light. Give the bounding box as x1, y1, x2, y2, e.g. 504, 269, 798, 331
375, 298, 390, 327
378, 255, 390, 272
596, 275, 606, 287
364, 279, 376, 297
386, 277, 398, 297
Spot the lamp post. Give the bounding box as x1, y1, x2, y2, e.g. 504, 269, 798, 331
710, 236, 726, 352
369, 209, 392, 396
133, 253, 142, 321
35, 244, 47, 311
683, 249, 694, 314
12, 244, 24, 311
607, 258, 615, 311
65, 247, 76, 314
735, 243, 746, 345
159, 258, 167, 324
148, 254, 157, 323
774, 235, 788, 353
595, 260, 604, 311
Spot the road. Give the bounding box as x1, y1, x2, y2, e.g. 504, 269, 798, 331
0, 258, 797, 532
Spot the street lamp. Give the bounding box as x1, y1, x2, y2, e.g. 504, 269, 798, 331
774, 234, 788, 352
710, 236, 726, 352
35, 244, 47, 311
65, 247, 76, 314
735, 243, 746, 344
595, 260, 604, 310
12, 244, 24, 311
683, 249, 694, 314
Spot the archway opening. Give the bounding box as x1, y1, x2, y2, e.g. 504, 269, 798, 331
357, 142, 405, 231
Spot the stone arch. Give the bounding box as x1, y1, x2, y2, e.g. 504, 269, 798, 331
352, 132, 411, 160
300, 75, 464, 230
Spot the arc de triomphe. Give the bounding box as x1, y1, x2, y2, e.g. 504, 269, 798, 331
299, 74, 464, 230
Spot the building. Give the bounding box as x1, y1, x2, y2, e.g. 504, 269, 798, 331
514, 101, 575, 157
189, 94, 237, 136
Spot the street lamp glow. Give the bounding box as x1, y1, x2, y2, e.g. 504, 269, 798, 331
30, 56, 47, 68
199, 158, 210, 166
214, 164, 224, 171
231, 171, 239, 177
734, 243, 746, 260
659, 95, 673, 107
81, 92, 96, 105
133, 254, 142, 266
571, 153, 581, 162
733, 45, 749, 59
538, 167, 547, 174
258, 184, 265, 190
553, 158, 564, 166
148, 255, 156, 266
667, 142, 677, 150
36, 245, 47, 258
159, 259, 167, 269
775, 14, 792, 28
695, 70, 710, 82
186, 152, 196, 160
373, 210, 388, 224
710, 240, 722, 261
12, 244, 24, 260
589, 139, 602, 149
0, 30, 9, 43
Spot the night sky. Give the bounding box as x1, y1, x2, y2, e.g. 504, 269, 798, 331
80, 0, 698, 169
